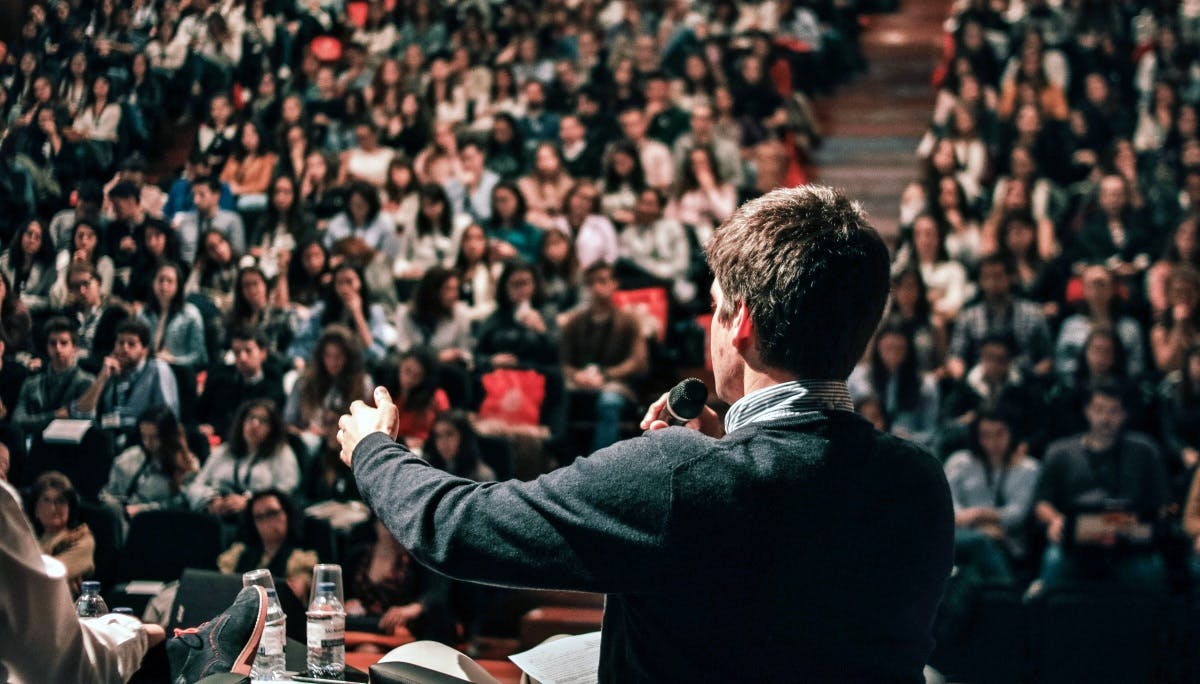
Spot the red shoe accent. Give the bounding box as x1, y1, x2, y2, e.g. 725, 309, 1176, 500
229, 586, 268, 676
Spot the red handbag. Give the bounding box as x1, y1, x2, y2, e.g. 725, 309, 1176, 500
478, 369, 546, 426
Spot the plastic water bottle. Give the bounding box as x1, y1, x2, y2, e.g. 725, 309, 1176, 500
76, 581, 108, 617
306, 581, 345, 677
251, 589, 288, 680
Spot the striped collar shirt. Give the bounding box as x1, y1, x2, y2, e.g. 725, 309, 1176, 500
724, 380, 854, 434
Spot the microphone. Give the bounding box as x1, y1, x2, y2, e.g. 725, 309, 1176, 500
658, 378, 708, 426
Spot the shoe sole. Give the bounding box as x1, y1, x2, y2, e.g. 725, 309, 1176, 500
230, 586, 268, 676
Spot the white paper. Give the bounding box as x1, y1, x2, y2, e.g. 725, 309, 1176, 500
508, 631, 601, 684
123, 580, 167, 595
42, 419, 94, 444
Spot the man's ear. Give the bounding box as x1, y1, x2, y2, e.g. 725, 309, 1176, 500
732, 301, 753, 351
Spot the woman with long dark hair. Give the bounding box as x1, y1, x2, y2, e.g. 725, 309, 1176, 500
394, 183, 461, 283
1152, 266, 1200, 373
519, 142, 575, 229
667, 146, 737, 244
0, 272, 33, 355
216, 488, 317, 599
325, 181, 398, 262
943, 409, 1040, 583
251, 174, 315, 282
484, 112, 526, 179
888, 267, 945, 374
100, 406, 199, 521
189, 399, 300, 514
485, 181, 542, 264
285, 325, 373, 438
288, 263, 395, 364
382, 346, 449, 447
537, 228, 582, 318
423, 410, 495, 482
1163, 346, 1200, 474
220, 120, 278, 213
452, 223, 501, 324
847, 325, 940, 448
552, 181, 618, 269
1148, 218, 1200, 317
476, 259, 558, 372
600, 141, 647, 227
185, 229, 241, 314
138, 261, 207, 368
226, 266, 296, 357
396, 265, 473, 365
0, 219, 57, 313
284, 239, 331, 312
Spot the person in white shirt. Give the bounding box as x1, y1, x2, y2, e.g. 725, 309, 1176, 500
0, 478, 164, 682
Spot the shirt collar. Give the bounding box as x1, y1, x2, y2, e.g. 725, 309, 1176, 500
724, 379, 854, 434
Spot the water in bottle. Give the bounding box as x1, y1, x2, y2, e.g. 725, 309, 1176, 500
306, 581, 345, 677
251, 588, 288, 680
76, 581, 108, 618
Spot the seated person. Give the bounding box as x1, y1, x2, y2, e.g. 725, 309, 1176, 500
1160, 345, 1200, 474
383, 347, 449, 448
197, 328, 285, 443
941, 332, 1045, 453
29, 471, 94, 593
0, 332, 28, 426
187, 399, 300, 516
847, 325, 940, 449
423, 410, 497, 482
947, 255, 1053, 380
64, 261, 130, 375
74, 320, 180, 447
137, 261, 208, 370
475, 260, 560, 373
99, 407, 199, 524
225, 266, 297, 363
217, 489, 317, 602
616, 187, 693, 303
343, 517, 454, 643
301, 409, 360, 505
287, 264, 395, 366
13, 317, 94, 435
560, 262, 648, 453
175, 175, 246, 265
284, 325, 373, 446
1033, 380, 1170, 591
944, 410, 1041, 584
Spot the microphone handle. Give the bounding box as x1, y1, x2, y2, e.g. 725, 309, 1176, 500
660, 404, 692, 427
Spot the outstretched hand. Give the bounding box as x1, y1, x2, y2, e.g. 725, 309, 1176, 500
338, 387, 400, 467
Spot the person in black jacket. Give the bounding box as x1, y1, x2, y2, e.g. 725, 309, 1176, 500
337, 186, 954, 683
197, 328, 285, 443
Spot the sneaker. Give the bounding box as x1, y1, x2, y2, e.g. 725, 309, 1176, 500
167, 585, 268, 683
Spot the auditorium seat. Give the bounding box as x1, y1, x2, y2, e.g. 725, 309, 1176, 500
116, 510, 223, 583
78, 501, 123, 589
24, 427, 115, 501
1030, 586, 1167, 683
929, 584, 1027, 684
519, 605, 604, 649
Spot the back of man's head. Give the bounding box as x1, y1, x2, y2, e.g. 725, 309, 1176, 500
706, 185, 890, 380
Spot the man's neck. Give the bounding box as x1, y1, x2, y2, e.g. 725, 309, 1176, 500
241, 368, 265, 384
50, 360, 74, 374
985, 296, 1010, 310
740, 369, 801, 399
199, 207, 217, 220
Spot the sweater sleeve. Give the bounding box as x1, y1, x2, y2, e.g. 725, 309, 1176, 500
351, 431, 673, 593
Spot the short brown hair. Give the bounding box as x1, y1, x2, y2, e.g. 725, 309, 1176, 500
706, 185, 890, 380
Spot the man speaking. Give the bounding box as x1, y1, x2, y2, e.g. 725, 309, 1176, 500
339, 186, 954, 682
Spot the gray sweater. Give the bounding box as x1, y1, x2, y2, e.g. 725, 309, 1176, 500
353, 411, 953, 682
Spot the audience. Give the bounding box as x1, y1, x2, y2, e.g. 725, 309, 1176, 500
188, 398, 300, 515
29, 470, 94, 593
99, 406, 198, 524
74, 320, 179, 445
12, 316, 93, 434
197, 328, 285, 443
216, 488, 317, 602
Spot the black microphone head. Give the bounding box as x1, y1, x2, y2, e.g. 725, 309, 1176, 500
668, 378, 708, 421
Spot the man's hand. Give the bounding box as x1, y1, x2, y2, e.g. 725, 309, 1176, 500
338, 387, 400, 467
640, 390, 724, 438
101, 355, 121, 378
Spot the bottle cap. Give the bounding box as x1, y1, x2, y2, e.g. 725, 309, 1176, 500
317, 581, 337, 592
266, 589, 277, 598
81, 581, 101, 591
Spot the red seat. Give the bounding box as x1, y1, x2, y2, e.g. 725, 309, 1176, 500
519, 606, 605, 649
